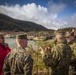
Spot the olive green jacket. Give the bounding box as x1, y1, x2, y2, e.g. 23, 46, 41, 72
43, 40, 72, 75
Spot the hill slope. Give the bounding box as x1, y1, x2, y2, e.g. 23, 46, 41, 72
0, 13, 49, 32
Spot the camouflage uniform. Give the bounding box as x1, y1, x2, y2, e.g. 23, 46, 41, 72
68, 39, 76, 75
3, 47, 33, 75
43, 40, 72, 75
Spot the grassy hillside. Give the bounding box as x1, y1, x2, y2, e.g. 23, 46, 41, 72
0, 13, 49, 32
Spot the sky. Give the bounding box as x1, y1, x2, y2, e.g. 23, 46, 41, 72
0, 0, 76, 30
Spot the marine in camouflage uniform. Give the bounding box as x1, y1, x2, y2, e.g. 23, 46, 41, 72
43, 32, 72, 75
66, 32, 76, 75
3, 34, 33, 75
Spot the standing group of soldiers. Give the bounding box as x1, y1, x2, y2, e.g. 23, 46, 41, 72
0, 29, 76, 75
43, 30, 76, 75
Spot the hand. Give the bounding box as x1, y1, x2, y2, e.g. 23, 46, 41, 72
44, 46, 51, 53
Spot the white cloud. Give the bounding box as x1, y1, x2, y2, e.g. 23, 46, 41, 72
48, 2, 66, 14
66, 13, 76, 27
49, 3, 66, 13
0, 3, 76, 30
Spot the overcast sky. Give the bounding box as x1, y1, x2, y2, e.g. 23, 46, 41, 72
0, 0, 76, 30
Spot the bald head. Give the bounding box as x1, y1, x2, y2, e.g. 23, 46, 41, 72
56, 34, 65, 41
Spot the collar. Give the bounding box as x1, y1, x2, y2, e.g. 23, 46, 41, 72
56, 40, 67, 44
16, 46, 26, 52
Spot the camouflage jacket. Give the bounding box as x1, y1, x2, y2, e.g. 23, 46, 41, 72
3, 47, 33, 75
43, 40, 72, 75
68, 40, 76, 63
